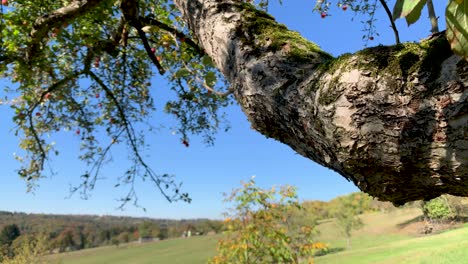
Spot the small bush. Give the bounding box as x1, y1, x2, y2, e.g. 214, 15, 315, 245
210, 177, 326, 264
424, 197, 452, 220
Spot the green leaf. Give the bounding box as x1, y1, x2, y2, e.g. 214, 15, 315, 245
201, 55, 214, 67
446, 0, 468, 61
393, 0, 427, 26
205, 72, 217, 87
174, 68, 190, 78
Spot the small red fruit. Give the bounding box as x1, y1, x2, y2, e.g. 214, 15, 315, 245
76, 129, 80, 135
98, 103, 102, 108
1, 0, 8, 6
342, 5, 348, 11
95, 93, 100, 99
182, 140, 189, 147
94, 57, 100, 67
151, 47, 156, 53
35, 112, 41, 117
45, 93, 51, 99
369, 36, 374, 41
156, 56, 161, 61
321, 12, 327, 18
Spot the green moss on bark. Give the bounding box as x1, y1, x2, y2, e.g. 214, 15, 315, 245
356, 37, 452, 84
235, 3, 332, 63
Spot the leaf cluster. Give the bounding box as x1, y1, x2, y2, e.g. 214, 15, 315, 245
210, 178, 325, 264
0, 0, 234, 206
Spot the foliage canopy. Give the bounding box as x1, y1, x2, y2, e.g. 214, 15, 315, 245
0, 0, 466, 205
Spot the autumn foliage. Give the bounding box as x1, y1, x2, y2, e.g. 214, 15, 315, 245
210, 178, 326, 264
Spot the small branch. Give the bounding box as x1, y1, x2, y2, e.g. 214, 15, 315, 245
140, 17, 205, 56
185, 64, 233, 97
88, 71, 188, 203
379, 0, 400, 44
27, 112, 46, 172
169, 33, 233, 97
22, 71, 85, 175
426, 0, 439, 33
120, 0, 165, 75
135, 25, 166, 75
36, 71, 84, 104
0, 53, 25, 65
69, 129, 125, 199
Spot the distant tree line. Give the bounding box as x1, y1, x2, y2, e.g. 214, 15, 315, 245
0, 212, 224, 258
302, 193, 468, 222
2, 192, 466, 261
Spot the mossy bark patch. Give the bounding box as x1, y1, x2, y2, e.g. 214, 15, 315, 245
235, 3, 332, 63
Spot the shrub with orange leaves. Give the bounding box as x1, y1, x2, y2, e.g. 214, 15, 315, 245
209, 177, 325, 264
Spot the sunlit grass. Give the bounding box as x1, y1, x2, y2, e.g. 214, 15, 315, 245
48, 235, 221, 264
50, 208, 468, 264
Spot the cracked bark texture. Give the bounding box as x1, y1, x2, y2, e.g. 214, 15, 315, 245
174, 0, 468, 204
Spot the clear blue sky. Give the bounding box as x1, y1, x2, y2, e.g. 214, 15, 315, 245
0, 1, 446, 219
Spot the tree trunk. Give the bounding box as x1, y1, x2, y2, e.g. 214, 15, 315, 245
174, 0, 467, 205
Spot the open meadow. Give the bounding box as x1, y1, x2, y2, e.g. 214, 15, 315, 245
48, 235, 221, 264
315, 208, 468, 264
50, 208, 468, 264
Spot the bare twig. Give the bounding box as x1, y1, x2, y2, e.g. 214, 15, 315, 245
27, 112, 46, 172
24, 71, 84, 174
426, 0, 439, 33
69, 129, 125, 199
379, 0, 400, 44
88, 71, 189, 204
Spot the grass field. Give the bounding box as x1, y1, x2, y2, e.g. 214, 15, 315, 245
48, 235, 220, 264
315, 225, 468, 264
52, 208, 468, 264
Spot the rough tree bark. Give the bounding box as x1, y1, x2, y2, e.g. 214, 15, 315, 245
174, 0, 467, 204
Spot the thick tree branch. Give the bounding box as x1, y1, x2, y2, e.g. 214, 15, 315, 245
174, 0, 467, 204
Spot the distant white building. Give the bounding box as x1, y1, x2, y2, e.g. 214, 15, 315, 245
138, 237, 155, 243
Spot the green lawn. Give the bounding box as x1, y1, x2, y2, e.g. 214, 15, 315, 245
49, 235, 220, 264
315, 225, 468, 264
50, 209, 468, 264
